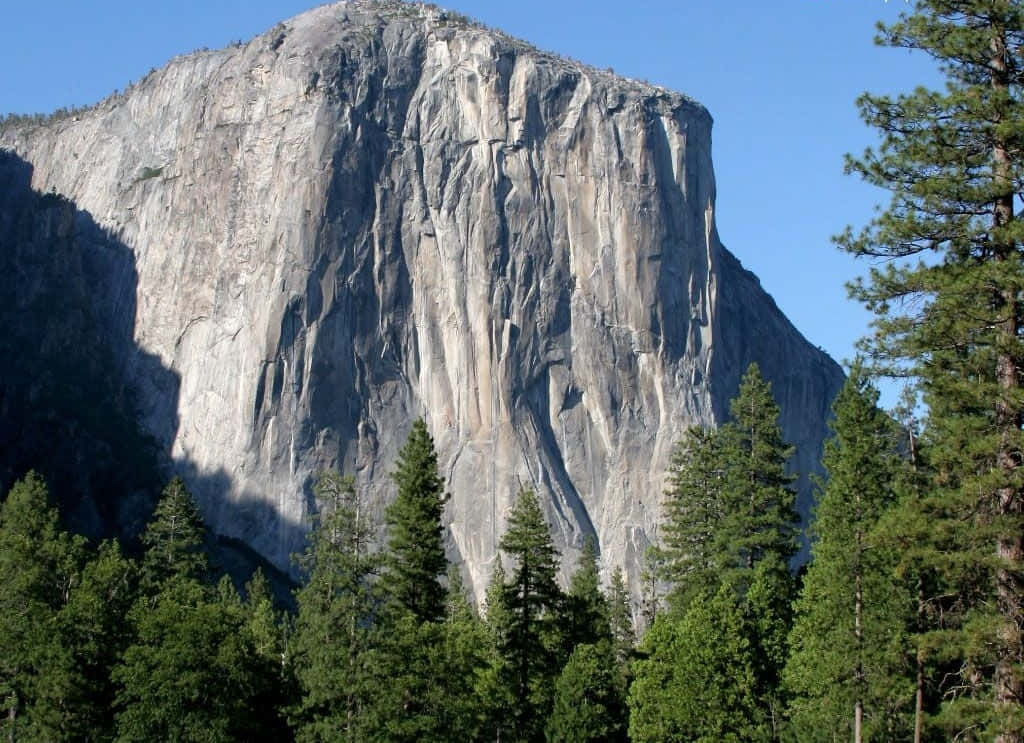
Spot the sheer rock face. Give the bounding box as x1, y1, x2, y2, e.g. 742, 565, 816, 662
1, 1, 842, 598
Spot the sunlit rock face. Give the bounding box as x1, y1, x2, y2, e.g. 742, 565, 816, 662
1, 1, 842, 600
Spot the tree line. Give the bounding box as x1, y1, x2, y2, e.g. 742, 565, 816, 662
0, 358, 997, 743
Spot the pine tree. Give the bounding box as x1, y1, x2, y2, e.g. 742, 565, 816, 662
382, 418, 448, 623
836, 3, 1024, 738
627, 584, 764, 743
479, 560, 516, 743
606, 566, 636, 679
58, 539, 137, 740
546, 641, 628, 743
784, 369, 914, 742
437, 566, 491, 740
716, 363, 799, 581
660, 425, 726, 611
498, 487, 563, 743
114, 480, 272, 742
239, 569, 292, 740
139, 476, 207, 590
0, 472, 86, 742
563, 536, 612, 652
112, 577, 264, 742
289, 471, 381, 742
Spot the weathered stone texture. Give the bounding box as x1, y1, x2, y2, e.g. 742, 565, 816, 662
1, 1, 842, 599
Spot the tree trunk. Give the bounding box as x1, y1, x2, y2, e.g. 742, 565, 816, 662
855, 566, 863, 743
990, 22, 1023, 743
915, 577, 924, 743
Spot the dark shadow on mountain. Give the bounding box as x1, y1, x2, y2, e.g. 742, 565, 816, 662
0, 150, 176, 537
0, 150, 302, 604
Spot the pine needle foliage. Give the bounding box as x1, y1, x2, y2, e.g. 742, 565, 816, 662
837, 2, 1024, 738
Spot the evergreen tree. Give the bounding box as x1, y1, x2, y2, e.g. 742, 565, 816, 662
836, 3, 1024, 738
58, 539, 137, 741
479, 560, 516, 743
382, 418, 448, 623
290, 471, 381, 742
114, 480, 274, 742
139, 476, 207, 590
112, 577, 266, 742
627, 584, 764, 743
239, 569, 293, 740
717, 363, 799, 581
0, 472, 86, 742
563, 536, 612, 652
546, 641, 627, 743
660, 425, 726, 611
373, 419, 453, 742
606, 566, 636, 679
784, 370, 914, 742
498, 488, 564, 743
437, 566, 491, 740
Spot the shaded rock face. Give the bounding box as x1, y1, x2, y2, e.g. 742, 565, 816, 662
1, 1, 842, 599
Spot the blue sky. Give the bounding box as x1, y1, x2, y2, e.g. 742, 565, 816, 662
1, 0, 940, 407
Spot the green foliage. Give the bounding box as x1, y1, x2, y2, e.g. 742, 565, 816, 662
438, 566, 492, 740
660, 425, 726, 612
718, 363, 799, 580
0, 472, 87, 741
563, 537, 612, 652
139, 477, 208, 590
134, 166, 163, 182
290, 471, 382, 742
112, 578, 268, 742
785, 369, 915, 741
383, 418, 448, 623
836, 2, 1024, 737
58, 539, 137, 740
497, 488, 564, 743
546, 641, 627, 743
606, 566, 636, 679
628, 585, 764, 743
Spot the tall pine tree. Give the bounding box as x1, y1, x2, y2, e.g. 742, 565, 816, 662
289, 471, 382, 742
660, 426, 725, 612
784, 369, 914, 742
497, 487, 563, 743
382, 418, 448, 623
837, 2, 1024, 738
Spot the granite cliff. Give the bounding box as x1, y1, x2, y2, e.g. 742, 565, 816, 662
0, 1, 843, 598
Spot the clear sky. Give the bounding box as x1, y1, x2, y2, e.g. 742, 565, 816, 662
1, 0, 941, 407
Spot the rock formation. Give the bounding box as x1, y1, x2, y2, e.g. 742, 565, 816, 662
0, 1, 843, 599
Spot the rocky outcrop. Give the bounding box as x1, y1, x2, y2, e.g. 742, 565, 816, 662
0, 1, 843, 599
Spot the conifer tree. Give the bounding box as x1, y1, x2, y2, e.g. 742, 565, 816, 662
546, 641, 628, 743
717, 363, 799, 581
139, 476, 207, 590
606, 566, 636, 677
112, 577, 264, 742
563, 536, 612, 652
58, 539, 136, 740
0, 472, 86, 741
437, 566, 491, 740
478, 560, 516, 743
660, 425, 726, 611
497, 487, 563, 743
290, 471, 381, 742
114, 479, 275, 743
784, 370, 914, 742
382, 418, 448, 623
837, 3, 1024, 738
627, 584, 764, 743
